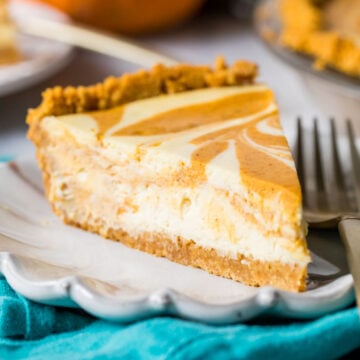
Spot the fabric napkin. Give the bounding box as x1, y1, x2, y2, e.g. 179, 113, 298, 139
0, 156, 13, 163
0, 278, 359, 360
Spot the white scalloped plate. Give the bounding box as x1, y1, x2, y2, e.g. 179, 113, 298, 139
0, 157, 355, 324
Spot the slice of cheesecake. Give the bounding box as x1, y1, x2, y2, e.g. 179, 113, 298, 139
27, 58, 310, 292
0, 0, 19, 65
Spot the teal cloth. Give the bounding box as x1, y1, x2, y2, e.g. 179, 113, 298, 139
1, 157, 360, 359
1, 278, 360, 359
0, 155, 13, 163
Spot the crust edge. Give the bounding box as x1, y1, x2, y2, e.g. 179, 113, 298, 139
27, 57, 258, 143
62, 215, 307, 292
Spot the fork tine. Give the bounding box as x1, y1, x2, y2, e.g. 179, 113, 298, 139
313, 118, 328, 210
295, 117, 308, 208
346, 120, 360, 211
330, 118, 352, 211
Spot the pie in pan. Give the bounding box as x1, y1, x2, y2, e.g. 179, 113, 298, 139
280, 0, 360, 77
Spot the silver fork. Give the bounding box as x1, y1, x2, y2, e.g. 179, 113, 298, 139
295, 118, 360, 306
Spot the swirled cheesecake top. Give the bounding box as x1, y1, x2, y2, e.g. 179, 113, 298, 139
45, 84, 301, 214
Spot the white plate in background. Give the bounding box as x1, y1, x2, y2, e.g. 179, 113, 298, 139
0, 0, 73, 97
0, 156, 354, 324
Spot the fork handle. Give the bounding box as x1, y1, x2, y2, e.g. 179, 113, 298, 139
338, 217, 360, 307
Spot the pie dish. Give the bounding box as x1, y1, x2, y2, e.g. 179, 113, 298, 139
27, 58, 310, 292
280, 0, 360, 78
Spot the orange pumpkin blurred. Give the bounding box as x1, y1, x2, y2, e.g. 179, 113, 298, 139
38, 0, 205, 35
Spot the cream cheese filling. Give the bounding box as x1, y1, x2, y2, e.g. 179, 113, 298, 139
40, 85, 309, 265
48, 162, 308, 265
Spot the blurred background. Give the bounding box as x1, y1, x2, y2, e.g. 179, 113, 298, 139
2, 2, 360, 358
0, 0, 359, 159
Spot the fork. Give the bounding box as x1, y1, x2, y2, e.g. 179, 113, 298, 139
295, 118, 360, 306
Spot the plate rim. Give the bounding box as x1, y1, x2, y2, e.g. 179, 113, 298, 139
0, 156, 355, 324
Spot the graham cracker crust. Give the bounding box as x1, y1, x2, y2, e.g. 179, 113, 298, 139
27, 57, 257, 140
63, 215, 307, 292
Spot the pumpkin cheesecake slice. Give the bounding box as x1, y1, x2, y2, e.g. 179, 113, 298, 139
27, 58, 310, 292
0, 0, 19, 65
